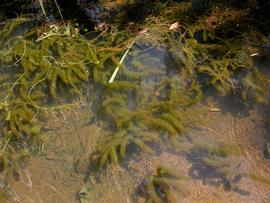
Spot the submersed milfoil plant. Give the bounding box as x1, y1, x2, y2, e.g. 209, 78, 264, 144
145, 166, 190, 203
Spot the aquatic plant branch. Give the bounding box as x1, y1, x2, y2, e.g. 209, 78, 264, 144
38, 0, 50, 21
13, 38, 26, 65
53, 0, 68, 30
0, 133, 12, 156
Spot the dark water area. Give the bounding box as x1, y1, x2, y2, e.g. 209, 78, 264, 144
6, 1, 268, 34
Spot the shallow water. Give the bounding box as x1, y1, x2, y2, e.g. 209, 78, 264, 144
6, 56, 270, 202
0, 19, 270, 203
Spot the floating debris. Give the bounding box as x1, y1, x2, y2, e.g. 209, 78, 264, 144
169, 22, 179, 30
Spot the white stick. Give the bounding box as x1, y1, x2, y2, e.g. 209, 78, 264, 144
108, 40, 135, 83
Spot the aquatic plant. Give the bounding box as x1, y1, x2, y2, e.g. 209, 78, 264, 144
98, 129, 164, 166
0, 19, 95, 136
0, 18, 140, 174
96, 48, 204, 165
0, 1, 269, 202
0, 19, 100, 175
2, 9, 265, 171
0, 0, 269, 179
139, 0, 270, 103
187, 138, 245, 190
144, 165, 190, 203
93, 1, 270, 164
187, 138, 270, 191
0, 129, 30, 181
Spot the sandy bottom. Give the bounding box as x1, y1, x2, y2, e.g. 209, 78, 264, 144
4, 97, 270, 203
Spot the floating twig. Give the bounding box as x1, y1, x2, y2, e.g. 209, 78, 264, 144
108, 39, 135, 83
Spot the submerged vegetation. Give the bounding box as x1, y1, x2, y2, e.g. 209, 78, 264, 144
187, 138, 270, 191
0, 0, 270, 201
144, 166, 190, 203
